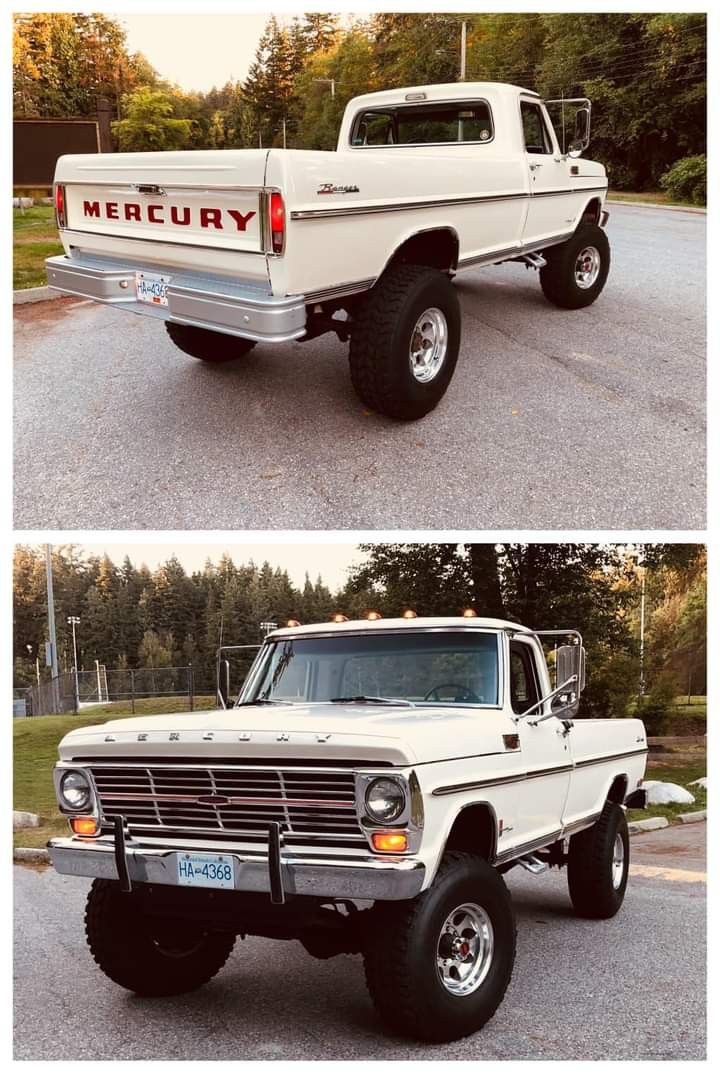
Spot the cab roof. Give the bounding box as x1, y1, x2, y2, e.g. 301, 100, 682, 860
346, 82, 540, 112
268, 615, 533, 640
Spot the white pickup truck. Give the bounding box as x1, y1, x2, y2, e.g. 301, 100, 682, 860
46, 82, 610, 420
49, 614, 647, 1043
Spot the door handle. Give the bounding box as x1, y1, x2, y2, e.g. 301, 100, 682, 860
529, 162, 543, 170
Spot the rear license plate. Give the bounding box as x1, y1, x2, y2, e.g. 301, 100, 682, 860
176, 853, 235, 889
135, 271, 170, 306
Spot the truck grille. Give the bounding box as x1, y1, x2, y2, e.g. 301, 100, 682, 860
88, 764, 364, 845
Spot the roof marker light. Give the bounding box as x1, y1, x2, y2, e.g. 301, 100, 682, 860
402, 609, 417, 619
286, 618, 301, 628
332, 613, 349, 623
366, 611, 382, 621
462, 608, 478, 618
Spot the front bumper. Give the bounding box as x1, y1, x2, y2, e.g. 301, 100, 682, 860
45, 253, 307, 344
48, 836, 426, 902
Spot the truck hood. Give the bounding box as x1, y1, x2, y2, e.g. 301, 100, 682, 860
58, 702, 505, 767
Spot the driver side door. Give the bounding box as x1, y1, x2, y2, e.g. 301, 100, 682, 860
520, 96, 572, 246
508, 638, 572, 851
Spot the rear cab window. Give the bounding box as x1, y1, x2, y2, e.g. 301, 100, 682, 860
351, 101, 494, 147
520, 99, 554, 155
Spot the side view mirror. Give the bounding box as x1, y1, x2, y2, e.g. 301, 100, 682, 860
556, 643, 586, 693
569, 106, 590, 157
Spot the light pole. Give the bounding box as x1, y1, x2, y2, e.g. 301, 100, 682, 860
44, 544, 59, 681
638, 549, 646, 695
67, 616, 80, 708
460, 20, 468, 80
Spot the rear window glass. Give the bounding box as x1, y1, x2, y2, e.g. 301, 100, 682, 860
351, 102, 493, 146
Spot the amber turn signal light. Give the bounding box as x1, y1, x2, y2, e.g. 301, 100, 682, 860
71, 816, 98, 836
371, 831, 408, 853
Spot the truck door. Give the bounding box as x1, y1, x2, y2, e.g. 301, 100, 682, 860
509, 638, 572, 850
519, 97, 572, 246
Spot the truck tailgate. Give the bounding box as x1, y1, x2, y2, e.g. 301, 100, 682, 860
57, 149, 269, 255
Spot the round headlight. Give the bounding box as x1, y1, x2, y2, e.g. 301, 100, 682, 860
365, 778, 406, 823
60, 769, 92, 811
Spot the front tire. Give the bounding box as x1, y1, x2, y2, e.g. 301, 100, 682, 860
539, 223, 610, 309
567, 802, 629, 919
85, 880, 236, 996
348, 264, 461, 420
165, 321, 256, 363
363, 852, 516, 1042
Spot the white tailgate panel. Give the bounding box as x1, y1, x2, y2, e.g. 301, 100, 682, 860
65, 184, 263, 253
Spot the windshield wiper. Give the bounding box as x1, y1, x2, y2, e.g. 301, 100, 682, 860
329, 695, 415, 707
235, 698, 289, 707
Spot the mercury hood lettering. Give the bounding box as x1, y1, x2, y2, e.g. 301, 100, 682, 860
81, 200, 256, 231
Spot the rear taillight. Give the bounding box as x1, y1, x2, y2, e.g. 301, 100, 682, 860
55, 183, 66, 228
269, 192, 285, 254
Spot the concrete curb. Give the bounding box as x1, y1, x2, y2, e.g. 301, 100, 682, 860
679, 810, 707, 824
13, 285, 63, 305
608, 197, 706, 215
14, 847, 50, 865
628, 816, 668, 834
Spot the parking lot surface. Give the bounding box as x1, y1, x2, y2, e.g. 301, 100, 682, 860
14, 204, 705, 530
14, 824, 705, 1060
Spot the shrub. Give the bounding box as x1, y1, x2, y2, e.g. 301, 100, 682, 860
659, 155, 706, 206
635, 672, 681, 735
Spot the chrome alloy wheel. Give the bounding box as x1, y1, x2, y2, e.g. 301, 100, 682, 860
574, 245, 602, 289
611, 832, 625, 889
436, 902, 494, 996
409, 307, 448, 383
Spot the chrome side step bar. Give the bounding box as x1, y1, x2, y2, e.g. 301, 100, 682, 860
518, 854, 549, 874
519, 252, 547, 270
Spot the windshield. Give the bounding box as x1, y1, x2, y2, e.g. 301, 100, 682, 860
241, 630, 500, 707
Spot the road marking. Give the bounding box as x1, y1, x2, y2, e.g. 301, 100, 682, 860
630, 863, 706, 884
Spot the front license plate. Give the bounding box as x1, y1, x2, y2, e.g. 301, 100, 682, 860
135, 271, 170, 306
176, 853, 235, 889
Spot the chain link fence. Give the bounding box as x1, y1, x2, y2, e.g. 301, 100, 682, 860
22, 665, 218, 717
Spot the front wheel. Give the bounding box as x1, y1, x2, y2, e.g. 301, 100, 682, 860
363, 852, 516, 1042
539, 223, 610, 309
567, 802, 629, 919
348, 264, 461, 420
85, 879, 236, 996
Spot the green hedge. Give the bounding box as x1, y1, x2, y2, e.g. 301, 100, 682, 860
659, 155, 706, 206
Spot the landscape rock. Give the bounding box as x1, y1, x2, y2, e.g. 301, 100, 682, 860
642, 781, 695, 805
13, 811, 40, 831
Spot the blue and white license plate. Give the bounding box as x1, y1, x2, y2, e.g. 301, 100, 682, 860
176, 852, 235, 889
135, 271, 170, 306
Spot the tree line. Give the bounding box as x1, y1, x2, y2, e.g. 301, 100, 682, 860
13, 544, 705, 720
13, 11, 706, 191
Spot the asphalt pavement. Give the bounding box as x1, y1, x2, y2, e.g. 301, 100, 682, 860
14, 204, 705, 530
13, 823, 705, 1060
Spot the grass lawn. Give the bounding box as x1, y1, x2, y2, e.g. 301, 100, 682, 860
13, 205, 63, 288
78, 695, 216, 718
607, 190, 705, 210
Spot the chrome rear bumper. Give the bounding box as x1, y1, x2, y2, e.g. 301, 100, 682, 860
48, 836, 426, 902
45, 253, 307, 344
